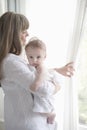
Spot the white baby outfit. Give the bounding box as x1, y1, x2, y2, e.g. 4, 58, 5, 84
28, 65, 63, 114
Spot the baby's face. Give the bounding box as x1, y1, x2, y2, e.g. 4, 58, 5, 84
26, 47, 46, 68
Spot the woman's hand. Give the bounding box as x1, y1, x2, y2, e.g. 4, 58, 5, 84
54, 62, 75, 77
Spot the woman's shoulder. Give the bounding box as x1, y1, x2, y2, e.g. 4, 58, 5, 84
3, 53, 27, 69
4, 53, 26, 63
6, 53, 21, 60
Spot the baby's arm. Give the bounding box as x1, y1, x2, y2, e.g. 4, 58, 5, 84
28, 62, 74, 92
30, 64, 48, 92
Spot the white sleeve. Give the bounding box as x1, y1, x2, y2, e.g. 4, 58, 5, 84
32, 70, 65, 97
3, 57, 35, 91
33, 81, 55, 97
33, 70, 65, 97
51, 70, 65, 87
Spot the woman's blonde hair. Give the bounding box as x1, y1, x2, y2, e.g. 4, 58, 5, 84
0, 11, 29, 79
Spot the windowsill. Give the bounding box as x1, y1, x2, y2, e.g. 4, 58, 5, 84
79, 124, 87, 130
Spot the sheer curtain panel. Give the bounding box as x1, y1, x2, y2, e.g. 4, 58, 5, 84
63, 0, 87, 130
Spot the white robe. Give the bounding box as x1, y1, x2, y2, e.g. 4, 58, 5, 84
1, 53, 57, 130
29, 66, 63, 113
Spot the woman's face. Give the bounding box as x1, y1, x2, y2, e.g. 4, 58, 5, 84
20, 30, 29, 46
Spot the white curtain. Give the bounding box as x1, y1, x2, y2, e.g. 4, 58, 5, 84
0, 0, 7, 16
0, 0, 7, 122
1, 0, 26, 14
63, 0, 87, 130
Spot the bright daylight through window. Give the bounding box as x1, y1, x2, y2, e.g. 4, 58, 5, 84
76, 8, 87, 126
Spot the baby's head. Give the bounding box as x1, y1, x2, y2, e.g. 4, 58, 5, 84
25, 37, 46, 68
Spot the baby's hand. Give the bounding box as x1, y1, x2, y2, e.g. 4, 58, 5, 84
35, 64, 47, 81
36, 64, 46, 74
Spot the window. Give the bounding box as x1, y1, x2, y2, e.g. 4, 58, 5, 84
76, 8, 87, 127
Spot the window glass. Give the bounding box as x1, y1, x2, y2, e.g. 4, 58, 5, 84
76, 8, 87, 126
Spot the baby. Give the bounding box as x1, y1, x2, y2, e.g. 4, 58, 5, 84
25, 37, 64, 124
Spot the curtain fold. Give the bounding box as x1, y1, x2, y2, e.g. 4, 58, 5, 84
0, 0, 7, 122
63, 0, 87, 130
6, 0, 26, 14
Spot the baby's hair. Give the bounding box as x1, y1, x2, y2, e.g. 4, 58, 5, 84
25, 37, 46, 52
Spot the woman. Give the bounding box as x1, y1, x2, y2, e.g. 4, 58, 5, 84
0, 11, 74, 130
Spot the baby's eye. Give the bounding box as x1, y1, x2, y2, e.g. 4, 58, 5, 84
37, 56, 41, 59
